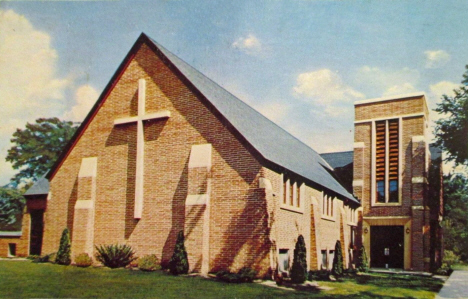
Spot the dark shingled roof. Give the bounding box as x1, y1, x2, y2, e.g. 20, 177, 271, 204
321, 145, 443, 171
44, 33, 358, 204
320, 151, 354, 169
24, 177, 49, 196
147, 36, 357, 203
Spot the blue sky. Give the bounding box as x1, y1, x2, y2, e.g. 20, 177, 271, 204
1, 0, 467, 185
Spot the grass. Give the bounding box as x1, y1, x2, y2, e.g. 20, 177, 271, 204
0, 261, 444, 298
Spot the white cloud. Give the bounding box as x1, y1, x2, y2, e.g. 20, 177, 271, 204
63, 85, 98, 122
293, 69, 364, 116
0, 9, 71, 185
232, 34, 262, 54
425, 50, 451, 69
383, 83, 417, 97
429, 80, 458, 100
355, 66, 420, 98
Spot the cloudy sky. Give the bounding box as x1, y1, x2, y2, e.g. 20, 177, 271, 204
0, 0, 467, 185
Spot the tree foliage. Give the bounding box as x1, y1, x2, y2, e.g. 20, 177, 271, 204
443, 174, 468, 262
6, 118, 78, 185
434, 65, 468, 166
290, 235, 307, 283
0, 188, 25, 225
169, 230, 189, 275
56, 228, 71, 265
357, 245, 369, 272
332, 240, 344, 276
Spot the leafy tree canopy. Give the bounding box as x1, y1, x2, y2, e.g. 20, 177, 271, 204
434, 65, 468, 166
6, 118, 78, 185
443, 174, 468, 262
0, 188, 25, 225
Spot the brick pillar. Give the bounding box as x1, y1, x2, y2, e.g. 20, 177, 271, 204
71, 157, 97, 260
411, 136, 428, 271
184, 144, 211, 274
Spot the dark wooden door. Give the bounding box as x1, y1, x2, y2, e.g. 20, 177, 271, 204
29, 209, 44, 255
370, 226, 404, 268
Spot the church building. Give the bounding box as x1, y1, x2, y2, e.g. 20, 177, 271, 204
1, 33, 442, 274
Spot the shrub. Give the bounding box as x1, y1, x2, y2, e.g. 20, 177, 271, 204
216, 268, 257, 283
290, 235, 307, 283
238, 267, 257, 282
138, 254, 161, 271
308, 269, 331, 281
56, 228, 71, 265
27, 255, 39, 260
357, 245, 369, 273
95, 244, 136, 268
48, 252, 57, 263
33, 253, 55, 263
332, 240, 344, 276
75, 253, 93, 268
169, 231, 189, 275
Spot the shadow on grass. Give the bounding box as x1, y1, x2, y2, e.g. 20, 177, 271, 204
350, 274, 444, 293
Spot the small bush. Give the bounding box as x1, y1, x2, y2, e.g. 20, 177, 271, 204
357, 245, 369, 273
308, 270, 331, 281
332, 240, 344, 276
290, 235, 307, 283
33, 253, 54, 263
138, 254, 161, 271
56, 228, 71, 265
238, 267, 257, 282
27, 255, 39, 260
169, 231, 189, 275
48, 252, 57, 263
95, 244, 137, 268
216, 268, 257, 283
75, 253, 93, 268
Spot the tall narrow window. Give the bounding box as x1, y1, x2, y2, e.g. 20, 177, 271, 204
388, 119, 399, 202
375, 119, 399, 203
290, 181, 294, 206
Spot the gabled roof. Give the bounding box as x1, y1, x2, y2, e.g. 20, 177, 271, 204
24, 177, 49, 196
46, 33, 358, 204
320, 151, 354, 169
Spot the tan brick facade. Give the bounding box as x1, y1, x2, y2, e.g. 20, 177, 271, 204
354, 94, 434, 271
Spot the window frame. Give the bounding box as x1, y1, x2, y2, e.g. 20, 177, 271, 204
372, 118, 402, 206
321, 191, 335, 220
281, 175, 304, 213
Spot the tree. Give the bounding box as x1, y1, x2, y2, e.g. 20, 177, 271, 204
56, 228, 71, 265
169, 230, 189, 275
443, 174, 468, 262
290, 235, 307, 283
332, 240, 344, 276
357, 245, 369, 272
0, 188, 25, 225
434, 65, 468, 166
6, 118, 78, 185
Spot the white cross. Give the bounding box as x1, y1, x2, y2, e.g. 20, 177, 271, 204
114, 79, 170, 219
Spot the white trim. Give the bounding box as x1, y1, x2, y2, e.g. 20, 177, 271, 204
259, 178, 272, 190
398, 118, 403, 203
411, 206, 425, 210
412, 135, 425, 143
385, 120, 389, 201
352, 180, 363, 187
354, 112, 425, 124
75, 200, 93, 209
412, 177, 426, 184
354, 142, 365, 148
188, 144, 212, 170
371, 121, 376, 204
354, 92, 426, 105
78, 157, 98, 178
141, 110, 171, 121
363, 216, 411, 220
185, 194, 208, 206
280, 204, 303, 214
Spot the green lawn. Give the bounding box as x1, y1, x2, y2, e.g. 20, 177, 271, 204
0, 261, 444, 298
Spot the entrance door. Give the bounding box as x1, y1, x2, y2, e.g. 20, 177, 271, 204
370, 226, 404, 268
29, 210, 44, 255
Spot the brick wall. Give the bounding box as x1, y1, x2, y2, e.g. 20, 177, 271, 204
354, 95, 432, 271
45, 41, 270, 274
0, 213, 30, 257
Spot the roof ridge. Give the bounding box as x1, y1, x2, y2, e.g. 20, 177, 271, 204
147, 36, 326, 164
